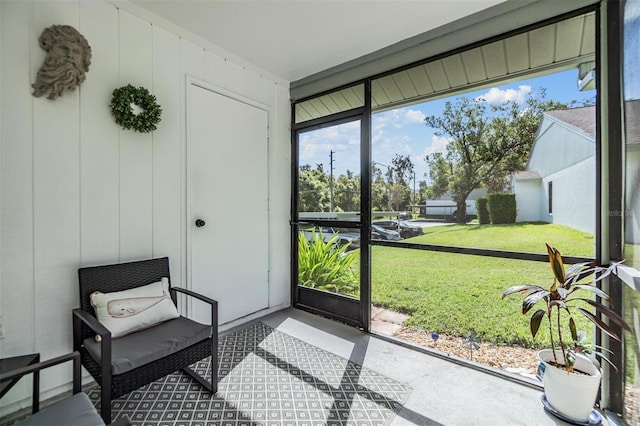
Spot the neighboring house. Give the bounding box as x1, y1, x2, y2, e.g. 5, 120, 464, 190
512, 106, 596, 234
424, 188, 488, 220
625, 100, 640, 244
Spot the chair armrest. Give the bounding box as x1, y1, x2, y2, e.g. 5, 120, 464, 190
171, 287, 218, 307
0, 352, 81, 396
72, 308, 111, 338
72, 309, 112, 379
171, 287, 218, 330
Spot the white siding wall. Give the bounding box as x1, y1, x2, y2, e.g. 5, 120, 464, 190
0, 0, 290, 412
514, 179, 542, 222
626, 149, 640, 245
541, 157, 596, 234
528, 118, 595, 177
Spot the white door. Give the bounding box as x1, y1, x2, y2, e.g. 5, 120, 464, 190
187, 83, 269, 324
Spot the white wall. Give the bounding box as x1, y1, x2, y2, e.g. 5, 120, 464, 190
626, 148, 640, 246
528, 116, 595, 177
514, 179, 541, 222
0, 0, 290, 412
540, 157, 596, 235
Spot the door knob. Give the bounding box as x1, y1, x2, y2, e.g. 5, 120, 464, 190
195, 219, 206, 228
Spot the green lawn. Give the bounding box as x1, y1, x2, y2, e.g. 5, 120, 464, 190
415, 222, 595, 256
366, 222, 598, 348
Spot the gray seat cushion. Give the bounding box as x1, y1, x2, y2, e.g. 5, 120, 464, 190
83, 317, 211, 375
18, 392, 104, 426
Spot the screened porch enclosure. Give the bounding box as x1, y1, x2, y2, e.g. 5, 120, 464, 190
291, 2, 640, 423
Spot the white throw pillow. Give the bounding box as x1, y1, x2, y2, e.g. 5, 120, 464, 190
90, 277, 179, 339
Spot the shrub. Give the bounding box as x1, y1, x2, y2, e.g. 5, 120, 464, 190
298, 231, 359, 296
487, 193, 517, 224
475, 197, 490, 224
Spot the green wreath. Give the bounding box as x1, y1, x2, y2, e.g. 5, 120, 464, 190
110, 84, 162, 133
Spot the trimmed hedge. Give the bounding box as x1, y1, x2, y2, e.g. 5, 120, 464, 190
475, 197, 490, 224
487, 193, 517, 224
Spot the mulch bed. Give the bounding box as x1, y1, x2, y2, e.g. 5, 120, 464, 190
394, 326, 540, 378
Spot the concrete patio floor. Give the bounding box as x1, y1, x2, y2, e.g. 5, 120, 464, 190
253, 307, 611, 426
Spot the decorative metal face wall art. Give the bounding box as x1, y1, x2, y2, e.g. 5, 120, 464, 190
32, 25, 92, 100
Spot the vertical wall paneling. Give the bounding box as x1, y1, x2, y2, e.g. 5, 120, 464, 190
180, 39, 204, 291
118, 10, 153, 260
204, 51, 227, 89
227, 61, 249, 100
31, 0, 81, 389
1, 0, 292, 412
152, 26, 182, 285
241, 68, 262, 102
181, 39, 205, 80
0, 0, 35, 359
268, 84, 292, 307
79, 0, 120, 266
259, 77, 277, 108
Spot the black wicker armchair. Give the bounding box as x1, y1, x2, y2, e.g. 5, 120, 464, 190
72, 257, 218, 423
0, 352, 131, 426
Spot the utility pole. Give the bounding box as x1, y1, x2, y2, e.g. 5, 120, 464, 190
329, 150, 335, 212
413, 171, 416, 204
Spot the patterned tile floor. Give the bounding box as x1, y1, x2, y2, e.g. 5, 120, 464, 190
88, 322, 412, 425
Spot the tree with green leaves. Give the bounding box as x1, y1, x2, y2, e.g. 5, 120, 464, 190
383, 154, 415, 210
298, 164, 330, 212
371, 170, 389, 211
424, 89, 569, 223
333, 170, 360, 212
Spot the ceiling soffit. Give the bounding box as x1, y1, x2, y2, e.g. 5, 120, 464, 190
295, 12, 595, 124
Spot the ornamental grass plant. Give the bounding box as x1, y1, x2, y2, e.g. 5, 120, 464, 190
298, 231, 359, 296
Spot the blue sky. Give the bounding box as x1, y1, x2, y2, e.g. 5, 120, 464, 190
299, 68, 596, 183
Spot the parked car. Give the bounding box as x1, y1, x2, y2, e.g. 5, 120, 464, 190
371, 224, 401, 241
372, 220, 423, 238
397, 211, 412, 220
300, 227, 361, 250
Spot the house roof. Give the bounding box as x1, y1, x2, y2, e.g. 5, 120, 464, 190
544, 100, 640, 145
514, 170, 542, 180
546, 106, 596, 137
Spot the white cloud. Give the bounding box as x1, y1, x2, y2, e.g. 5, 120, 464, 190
297, 120, 365, 174
421, 135, 450, 157
372, 108, 426, 144
476, 85, 532, 104
404, 108, 426, 124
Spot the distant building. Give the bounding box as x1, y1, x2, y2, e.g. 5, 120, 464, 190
424, 188, 487, 221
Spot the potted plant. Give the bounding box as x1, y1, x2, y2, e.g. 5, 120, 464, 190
502, 244, 631, 423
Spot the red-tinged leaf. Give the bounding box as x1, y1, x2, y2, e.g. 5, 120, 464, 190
577, 299, 632, 333
546, 244, 565, 284
571, 284, 610, 300
502, 285, 544, 299
565, 262, 594, 279
530, 309, 545, 338
591, 265, 618, 284
549, 300, 567, 310
577, 307, 621, 341
594, 351, 618, 372
556, 287, 570, 299
522, 290, 549, 314
569, 317, 577, 341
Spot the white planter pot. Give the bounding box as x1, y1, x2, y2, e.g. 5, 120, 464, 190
536, 349, 602, 423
